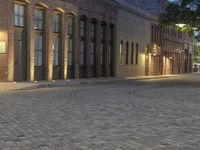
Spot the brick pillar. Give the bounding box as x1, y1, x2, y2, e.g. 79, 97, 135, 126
85, 17, 91, 78
46, 9, 54, 81
63, 13, 68, 80
74, 15, 79, 79
96, 21, 101, 77
7, 1, 14, 81
27, 3, 35, 81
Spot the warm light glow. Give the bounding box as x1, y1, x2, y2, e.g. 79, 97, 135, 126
0, 31, 7, 53
0, 42, 6, 53
176, 24, 186, 28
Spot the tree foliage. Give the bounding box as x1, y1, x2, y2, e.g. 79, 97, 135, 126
160, 0, 200, 40
193, 43, 200, 63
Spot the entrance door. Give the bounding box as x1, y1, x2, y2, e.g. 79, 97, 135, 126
14, 30, 26, 81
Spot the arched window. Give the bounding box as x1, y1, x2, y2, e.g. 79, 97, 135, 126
53, 11, 62, 67
109, 24, 114, 65
14, 3, 25, 27
79, 16, 86, 66
91, 19, 96, 66
34, 5, 45, 67
100, 22, 106, 66
67, 14, 75, 66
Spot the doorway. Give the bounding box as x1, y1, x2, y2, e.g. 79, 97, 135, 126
14, 30, 27, 81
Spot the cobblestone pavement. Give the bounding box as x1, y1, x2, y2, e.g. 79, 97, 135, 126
0, 75, 200, 150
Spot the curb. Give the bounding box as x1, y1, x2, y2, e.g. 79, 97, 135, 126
0, 74, 184, 92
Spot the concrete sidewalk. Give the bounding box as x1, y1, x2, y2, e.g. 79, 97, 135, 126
0, 74, 183, 92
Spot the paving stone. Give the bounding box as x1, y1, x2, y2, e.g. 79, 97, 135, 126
0, 75, 200, 149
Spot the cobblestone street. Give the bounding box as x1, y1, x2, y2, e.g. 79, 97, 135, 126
0, 75, 200, 150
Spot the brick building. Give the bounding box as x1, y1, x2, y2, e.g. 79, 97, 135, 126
0, 0, 194, 82
0, 0, 117, 81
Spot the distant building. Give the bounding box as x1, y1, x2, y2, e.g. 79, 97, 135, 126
115, 0, 193, 77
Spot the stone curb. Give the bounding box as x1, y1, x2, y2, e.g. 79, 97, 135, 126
0, 74, 184, 92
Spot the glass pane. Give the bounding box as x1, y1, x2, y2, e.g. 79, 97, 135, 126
20, 5, 24, 16
100, 44, 103, 65
39, 36, 43, 50
54, 52, 58, 66
14, 16, 19, 26
38, 51, 42, 66
14, 4, 19, 15
79, 54, 84, 65
68, 53, 72, 66
38, 10, 43, 19
80, 41, 84, 53
20, 17, 24, 26
38, 21, 43, 30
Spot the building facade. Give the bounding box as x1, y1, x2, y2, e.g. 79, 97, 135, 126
0, 0, 194, 82
162, 27, 193, 75
0, 0, 117, 82
116, 0, 152, 77
115, 0, 193, 77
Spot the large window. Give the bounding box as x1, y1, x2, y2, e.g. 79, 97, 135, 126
126, 42, 129, 64
109, 25, 114, 65
34, 33, 43, 66
53, 12, 61, 66
135, 43, 139, 65
80, 17, 86, 66
119, 41, 123, 65
54, 12, 61, 33
34, 8, 44, 30
53, 36, 60, 66
100, 23, 105, 65
34, 8, 44, 67
14, 3, 25, 27
67, 15, 74, 66
91, 20, 96, 65
131, 43, 134, 64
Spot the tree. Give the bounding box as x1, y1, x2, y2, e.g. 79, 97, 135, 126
193, 43, 200, 63
160, 0, 200, 40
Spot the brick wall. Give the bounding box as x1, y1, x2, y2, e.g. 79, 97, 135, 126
0, 1, 10, 81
